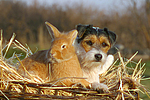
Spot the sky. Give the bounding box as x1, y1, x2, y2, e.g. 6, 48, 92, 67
22, 0, 144, 13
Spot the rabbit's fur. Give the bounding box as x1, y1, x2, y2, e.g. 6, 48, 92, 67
17, 50, 50, 80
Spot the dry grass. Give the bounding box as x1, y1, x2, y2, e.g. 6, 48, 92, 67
0, 32, 150, 100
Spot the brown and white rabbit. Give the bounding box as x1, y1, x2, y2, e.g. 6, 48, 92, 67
45, 22, 91, 87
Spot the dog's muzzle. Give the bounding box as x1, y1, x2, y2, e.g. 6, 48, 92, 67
95, 54, 102, 62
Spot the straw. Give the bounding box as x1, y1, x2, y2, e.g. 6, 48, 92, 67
0, 33, 149, 99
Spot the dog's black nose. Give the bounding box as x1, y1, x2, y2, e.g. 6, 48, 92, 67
95, 54, 102, 61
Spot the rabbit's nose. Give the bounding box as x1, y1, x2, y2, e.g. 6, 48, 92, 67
50, 50, 57, 56
50, 53, 53, 57
50, 52, 55, 56
50, 51, 54, 56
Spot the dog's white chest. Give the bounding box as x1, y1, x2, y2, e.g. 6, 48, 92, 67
82, 55, 114, 83
82, 66, 102, 83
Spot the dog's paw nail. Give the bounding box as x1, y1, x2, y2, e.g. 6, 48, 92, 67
91, 82, 108, 93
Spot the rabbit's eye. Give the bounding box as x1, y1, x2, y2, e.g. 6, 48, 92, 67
61, 45, 66, 49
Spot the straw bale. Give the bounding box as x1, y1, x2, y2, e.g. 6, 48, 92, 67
0, 32, 149, 99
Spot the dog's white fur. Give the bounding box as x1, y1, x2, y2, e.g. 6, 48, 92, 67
74, 40, 114, 83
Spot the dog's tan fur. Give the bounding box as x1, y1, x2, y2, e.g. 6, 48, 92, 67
80, 35, 111, 53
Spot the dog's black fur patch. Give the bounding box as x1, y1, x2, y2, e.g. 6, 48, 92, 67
76, 24, 117, 45
76, 24, 118, 54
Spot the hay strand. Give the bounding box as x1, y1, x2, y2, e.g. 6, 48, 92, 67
0, 30, 3, 59
0, 90, 9, 100
3, 33, 16, 59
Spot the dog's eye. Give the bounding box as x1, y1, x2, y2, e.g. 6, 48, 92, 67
61, 45, 66, 49
86, 40, 93, 46
102, 42, 108, 47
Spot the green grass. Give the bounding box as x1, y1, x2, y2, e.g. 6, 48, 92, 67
142, 60, 150, 77
3, 48, 26, 59
2, 47, 26, 64
140, 60, 150, 100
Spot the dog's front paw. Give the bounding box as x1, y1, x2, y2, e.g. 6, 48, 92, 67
91, 82, 108, 93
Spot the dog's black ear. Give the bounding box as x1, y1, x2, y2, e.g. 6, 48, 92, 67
76, 24, 93, 38
109, 31, 117, 46
104, 28, 117, 46
104, 28, 109, 34
76, 24, 84, 38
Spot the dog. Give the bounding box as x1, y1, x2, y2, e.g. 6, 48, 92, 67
74, 24, 117, 84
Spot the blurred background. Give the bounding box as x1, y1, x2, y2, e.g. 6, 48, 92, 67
0, 0, 150, 60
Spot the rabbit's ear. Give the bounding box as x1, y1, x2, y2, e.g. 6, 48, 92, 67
68, 30, 78, 43
45, 22, 60, 40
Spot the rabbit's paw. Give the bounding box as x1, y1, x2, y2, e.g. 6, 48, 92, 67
91, 82, 108, 93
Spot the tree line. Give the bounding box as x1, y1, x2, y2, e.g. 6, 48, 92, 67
0, 0, 149, 55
